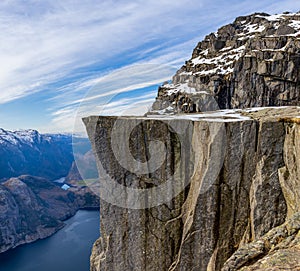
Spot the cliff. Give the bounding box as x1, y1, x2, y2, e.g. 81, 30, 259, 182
0, 175, 77, 253
150, 12, 300, 114
84, 11, 300, 271
84, 107, 300, 271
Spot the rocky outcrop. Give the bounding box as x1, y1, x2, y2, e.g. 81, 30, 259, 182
0, 175, 98, 253
150, 12, 300, 114
84, 11, 300, 271
69, 186, 100, 210
222, 213, 300, 270
66, 150, 98, 182
222, 114, 300, 270
84, 107, 300, 271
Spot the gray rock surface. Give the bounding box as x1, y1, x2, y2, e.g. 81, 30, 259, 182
84, 11, 300, 271
222, 116, 300, 270
150, 12, 300, 115
84, 107, 300, 271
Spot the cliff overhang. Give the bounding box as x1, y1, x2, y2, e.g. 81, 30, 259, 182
84, 106, 300, 271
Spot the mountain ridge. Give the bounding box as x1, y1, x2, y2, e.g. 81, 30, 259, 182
0, 128, 89, 181
150, 11, 300, 115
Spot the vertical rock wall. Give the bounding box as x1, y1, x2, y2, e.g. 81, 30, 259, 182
84, 107, 300, 271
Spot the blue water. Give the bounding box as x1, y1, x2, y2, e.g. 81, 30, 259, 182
0, 210, 100, 271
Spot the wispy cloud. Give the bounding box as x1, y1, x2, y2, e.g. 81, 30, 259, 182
47, 64, 174, 133
1, 0, 300, 132
0, 0, 204, 104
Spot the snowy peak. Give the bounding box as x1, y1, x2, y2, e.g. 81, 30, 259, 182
0, 128, 76, 180
0, 128, 91, 181
14, 129, 42, 144
255, 12, 300, 23
0, 128, 72, 146
0, 129, 42, 145
234, 12, 300, 37
150, 11, 300, 115
186, 11, 300, 78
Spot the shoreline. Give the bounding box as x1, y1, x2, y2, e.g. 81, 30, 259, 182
0, 208, 99, 254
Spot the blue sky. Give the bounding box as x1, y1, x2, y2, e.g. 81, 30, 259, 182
0, 0, 300, 133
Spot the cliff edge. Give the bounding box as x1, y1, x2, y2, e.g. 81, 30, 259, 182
84, 11, 300, 271
84, 107, 300, 271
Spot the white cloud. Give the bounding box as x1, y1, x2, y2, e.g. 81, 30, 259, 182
1, 0, 300, 132
57, 64, 176, 105
47, 89, 158, 134
45, 64, 173, 133
0, 0, 205, 104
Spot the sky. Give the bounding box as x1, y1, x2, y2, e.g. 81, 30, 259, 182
0, 0, 300, 133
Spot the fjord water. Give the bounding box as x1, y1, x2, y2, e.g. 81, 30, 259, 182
0, 210, 99, 271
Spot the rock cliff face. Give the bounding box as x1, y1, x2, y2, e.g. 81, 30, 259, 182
85, 11, 300, 271
222, 114, 300, 270
151, 12, 300, 114
84, 107, 300, 271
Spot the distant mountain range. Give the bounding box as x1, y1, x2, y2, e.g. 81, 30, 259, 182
0, 128, 90, 181
0, 129, 99, 253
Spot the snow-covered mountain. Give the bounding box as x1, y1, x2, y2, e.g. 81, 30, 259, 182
0, 128, 59, 146
150, 12, 300, 114
0, 128, 89, 181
